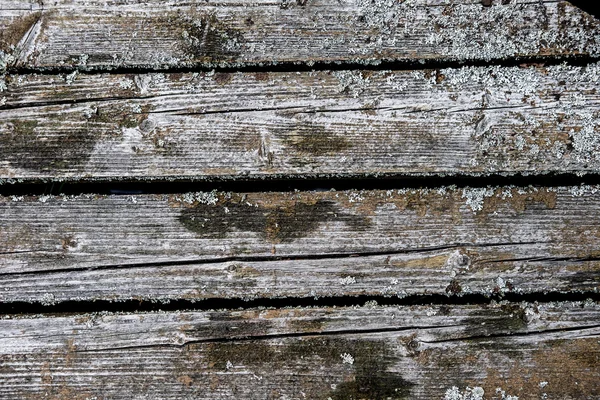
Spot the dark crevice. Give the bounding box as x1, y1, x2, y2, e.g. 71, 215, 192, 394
2, 171, 600, 196
1, 291, 599, 317
569, 1, 600, 20
5, 54, 600, 77
0, 241, 545, 277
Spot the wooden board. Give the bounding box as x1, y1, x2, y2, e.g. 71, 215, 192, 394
3, 63, 600, 181
1, 302, 599, 399
2, 185, 600, 303
1, 0, 599, 72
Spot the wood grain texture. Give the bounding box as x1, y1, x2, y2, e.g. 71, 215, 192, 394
1, 302, 599, 399
2, 186, 600, 303
1, 0, 599, 71
3, 63, 600, 180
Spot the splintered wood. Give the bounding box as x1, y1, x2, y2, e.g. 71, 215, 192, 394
1, 0, 600, 399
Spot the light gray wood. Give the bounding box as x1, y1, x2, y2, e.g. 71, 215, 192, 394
1, 302, 599, 399
2, 185, 600, 303
0, 0, 599, 71
3, 63, 600, 180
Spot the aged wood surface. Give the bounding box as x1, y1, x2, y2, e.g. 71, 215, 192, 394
2, 186, 600, 303
3, 63, 600, 180
2, 1, 599, 397
0, 1, 598, 71
1, 302, 599, 399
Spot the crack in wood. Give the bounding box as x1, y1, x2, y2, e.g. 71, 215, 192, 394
73, 324, 462, 353
421, 324, 600, 344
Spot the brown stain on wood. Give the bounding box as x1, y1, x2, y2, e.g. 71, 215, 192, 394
284, 125, 353, 157
391, 254, 449, 270
481, 337, 600, 399
481, 188, 557, 214
178, 198, 371, 243
214, 72, 234, 85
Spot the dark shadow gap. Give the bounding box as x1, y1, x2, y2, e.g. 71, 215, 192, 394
569, 1, 600, 21
1, 171, 600, 196
6, 54, 600, 77
1, 291, 598, 317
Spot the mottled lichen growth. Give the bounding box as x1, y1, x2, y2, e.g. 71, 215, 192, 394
427, 1, 600, 61
461, 186, 557, 214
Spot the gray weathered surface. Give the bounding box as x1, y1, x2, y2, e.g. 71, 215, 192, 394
2, 186, 600, 303
1, 302, 599, 399
3, 63, 600, 180
0, 0, 598, 71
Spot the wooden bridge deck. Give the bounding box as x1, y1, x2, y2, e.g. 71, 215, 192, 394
1, 0, 599, 399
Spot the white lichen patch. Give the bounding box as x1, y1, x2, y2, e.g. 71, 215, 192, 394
78, 54, 89, 67
363, 300, 378, 308
442, 65, 541, 96
333, 70, 370, 98
38, 195, 53, 203
355, 0, 417, 36
0, 50, 15, 73
446, 250, 471, 278
340, 353, 354, 365
65, 70, 79, 85
175, 190, 220, 205
339, 276, 356, 286
569, 185, 600, 197
39, 293, 56, 306
119, 78, 135, 90
426, 1, 600, 61
444, 386, 485, 400
346, 191, 365, 203
462, 187, 494, 212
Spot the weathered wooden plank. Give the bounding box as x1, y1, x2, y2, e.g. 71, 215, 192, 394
1, 302, 599, 399
0, 0, 598, 72
3, 63, 600, 180
2, 186, 600, 303
2, 243, 599, 304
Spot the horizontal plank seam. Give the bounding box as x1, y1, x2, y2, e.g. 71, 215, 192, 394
6, 54, 600, 78
1, 292, 598, 317
5, 173, 600, 195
